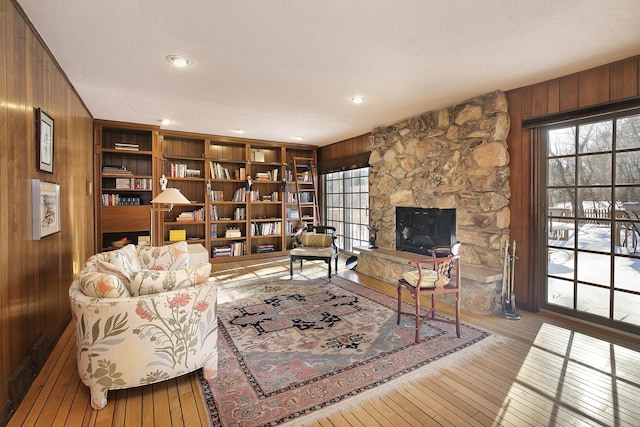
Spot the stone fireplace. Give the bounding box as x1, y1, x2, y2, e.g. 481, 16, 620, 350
356, 90, 511, 314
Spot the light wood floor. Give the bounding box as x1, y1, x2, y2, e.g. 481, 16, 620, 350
8, 257, 640, 426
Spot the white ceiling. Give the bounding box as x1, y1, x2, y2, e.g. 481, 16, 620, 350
16, 0, 640, 146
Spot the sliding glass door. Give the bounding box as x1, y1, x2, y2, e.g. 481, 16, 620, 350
541, 110, 640, 334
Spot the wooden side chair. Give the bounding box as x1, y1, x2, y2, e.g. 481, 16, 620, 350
397, 241, 462, 342
290, 225, 339, 279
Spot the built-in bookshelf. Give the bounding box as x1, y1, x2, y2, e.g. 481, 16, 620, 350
96, 122, 317, 260
160, 133, 207, 246
94, 120, 157, 251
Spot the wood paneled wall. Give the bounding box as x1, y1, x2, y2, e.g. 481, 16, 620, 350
506, 55, 640, 311
1, 0, 94, 422
318, 133, 371, 173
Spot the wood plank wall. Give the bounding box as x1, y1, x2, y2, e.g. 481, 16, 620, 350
318, 133, 371, 173
0, 0, 94, 422
505, 55, 640, 311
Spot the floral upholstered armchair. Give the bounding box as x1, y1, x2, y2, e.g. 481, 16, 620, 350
69, 242, 218, 410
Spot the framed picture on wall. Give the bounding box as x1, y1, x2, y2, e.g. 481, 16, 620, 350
36, 108, 54, 173
32, 179, 61, 240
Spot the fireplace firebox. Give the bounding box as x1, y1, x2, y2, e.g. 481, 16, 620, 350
396, 207, 456, 255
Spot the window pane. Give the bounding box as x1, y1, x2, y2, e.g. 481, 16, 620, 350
577, 220, 611, 252
548, 188, 575, 212
547, 277, 573, 309
548, 248, 574, 280
616, 114, 640, 150
578, 153, 612, 185
615, 150, 640, 185
576, 284, 609, 318
548, 127, 575, 156
576, 252, 610, 286
577, 187, 611, 218
548, 157, 576, 186
614, 291, 640, 325
617, 186, 640, 205
614, 255, 640, 292
578, 120, 612, 154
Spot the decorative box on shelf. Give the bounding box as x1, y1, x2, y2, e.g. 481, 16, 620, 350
169, 229, 187, 241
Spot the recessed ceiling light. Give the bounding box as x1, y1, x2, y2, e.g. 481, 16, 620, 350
292, 136, 304, 141
351, 96, 365, 104
160, 119, 172, 126
166, 55, 192, 67
232, 128, 245, 134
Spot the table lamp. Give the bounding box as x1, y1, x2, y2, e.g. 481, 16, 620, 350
150, 188, 191, 245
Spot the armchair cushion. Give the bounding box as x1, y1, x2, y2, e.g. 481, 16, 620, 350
96, 259, 131, 286
137, 241, 189, 271
79, 272, 131, 298
129, 262, 212, 296
108, 244, 141, 277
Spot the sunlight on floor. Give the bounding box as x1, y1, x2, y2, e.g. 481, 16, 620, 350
507, 323, 640, 426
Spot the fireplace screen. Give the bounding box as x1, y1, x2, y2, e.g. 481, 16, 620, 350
396, 207, 456, 255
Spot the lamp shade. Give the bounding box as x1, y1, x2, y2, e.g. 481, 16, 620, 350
151, 188, 191, 205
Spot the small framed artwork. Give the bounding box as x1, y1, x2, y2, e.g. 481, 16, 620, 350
32, 179, 61, 240
36, 108, 54, 173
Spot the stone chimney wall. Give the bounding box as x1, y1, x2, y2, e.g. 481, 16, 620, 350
368, 90, 511, 270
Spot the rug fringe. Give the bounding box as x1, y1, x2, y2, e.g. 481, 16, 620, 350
281, 334, 508, 427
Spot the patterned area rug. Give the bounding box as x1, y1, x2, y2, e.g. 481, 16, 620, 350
200, 274, 492, 426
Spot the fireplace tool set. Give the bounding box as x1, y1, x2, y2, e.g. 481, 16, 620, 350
499, 239, 521, 320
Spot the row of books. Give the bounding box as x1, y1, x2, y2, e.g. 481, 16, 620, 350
225, 227, 242, 238
212, 241, 245, 257
254, 168, 281, 181
169, 164, 201, 178
210, 162, 230, 180
233, 207, 246, 220
251, 222, 282, 236
261, 191, 279, 202
114, 142, 139, 151
174, 207, 205, 222
232, 188, 261, 202
102, 194, 141, 206
210, 190, 224, 201
286, 192, 312, 203
103, 165, 133, 176
114, 178, 152, 190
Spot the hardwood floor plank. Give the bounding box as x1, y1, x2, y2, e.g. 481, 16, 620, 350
166, 378, 185, 427
8, 257, 640, 427
152, 380, 172, 427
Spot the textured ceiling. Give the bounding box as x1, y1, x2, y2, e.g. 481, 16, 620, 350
16, 0, 640, 146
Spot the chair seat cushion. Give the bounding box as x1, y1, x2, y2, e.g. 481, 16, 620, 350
300, 233, 334, 248
290, 247, 336, 258
402, 269, 439, 288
